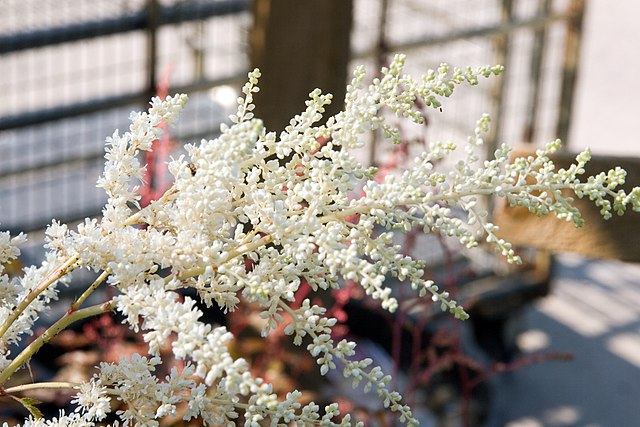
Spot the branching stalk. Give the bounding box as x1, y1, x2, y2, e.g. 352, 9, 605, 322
70, 270, 111, 312
0, 300, 115, 386
0, 253, 80, 342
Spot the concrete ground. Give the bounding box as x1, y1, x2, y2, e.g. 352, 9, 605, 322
486, 254, 640, 427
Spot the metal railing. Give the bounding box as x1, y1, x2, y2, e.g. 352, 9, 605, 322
0, 0, 585, 234
0, 0, 250, 234
0, 0, 249, 130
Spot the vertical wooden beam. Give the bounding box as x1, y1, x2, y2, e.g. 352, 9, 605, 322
486, 0, 515, 157
145, 0, 160, 101
368, 0, 390, 167
485, 0, 515, 220
556, 0, 586, 147
522, 0, 552, 143
249, 0, 353, 132
145, 0, 161, 195
188, 21, 206, 82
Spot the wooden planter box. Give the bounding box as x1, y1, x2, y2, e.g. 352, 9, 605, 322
495, 146, 640, 263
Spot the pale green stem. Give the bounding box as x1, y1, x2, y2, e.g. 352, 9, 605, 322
70, 270, 111, 312
0, 253, 80, 342
2, 381, 122, 397
3, 381, 81, 394
0, 181, 171, 342
0, 300, 115, 386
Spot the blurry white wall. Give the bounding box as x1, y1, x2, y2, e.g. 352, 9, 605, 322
571, 0, 640, 156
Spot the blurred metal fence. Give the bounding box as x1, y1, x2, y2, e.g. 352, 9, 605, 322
0, 0, 584, 236
351, 0, 585, 167
0, 0, 251, 235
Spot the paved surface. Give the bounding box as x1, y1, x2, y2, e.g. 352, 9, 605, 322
486, 254, 640, 427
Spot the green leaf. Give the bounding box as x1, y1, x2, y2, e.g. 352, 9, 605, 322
9, 395, 43, 419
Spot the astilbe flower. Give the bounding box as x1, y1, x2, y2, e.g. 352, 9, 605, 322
1, 54, 639, 426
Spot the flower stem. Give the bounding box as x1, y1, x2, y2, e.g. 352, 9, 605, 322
70, 270, 110, 312
0, 253, 80, 342
0, 300, 115, 386
2, 381, 81, 394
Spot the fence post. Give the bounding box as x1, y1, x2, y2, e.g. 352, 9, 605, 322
146, 0, 160, 102
487, 0, 515, 157
485, 0, 515, 220
556, 0, 586, 146
367, 0, 391, 167
249, 0, 353, 132
523, 0, 552, 143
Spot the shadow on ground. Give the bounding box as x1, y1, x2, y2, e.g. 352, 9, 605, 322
486, 253, 640, 427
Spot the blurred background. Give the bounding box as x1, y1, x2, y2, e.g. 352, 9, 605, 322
0, 0, 639, 426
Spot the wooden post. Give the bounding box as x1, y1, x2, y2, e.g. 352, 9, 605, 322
487, 0, 515, 156
556, 0, 586, 146
368, 0, 390, 167
522, 0, 552, 143
484, 0, 515, 221
249, 0, 353, 132
145, 0, 160, 101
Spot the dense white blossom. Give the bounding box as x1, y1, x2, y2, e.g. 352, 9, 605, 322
71, 381, 110, 421
1, 54, 639, 426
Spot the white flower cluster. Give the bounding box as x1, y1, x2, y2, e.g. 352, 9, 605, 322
1, 54, 639, 426
0, 232, 71, 373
